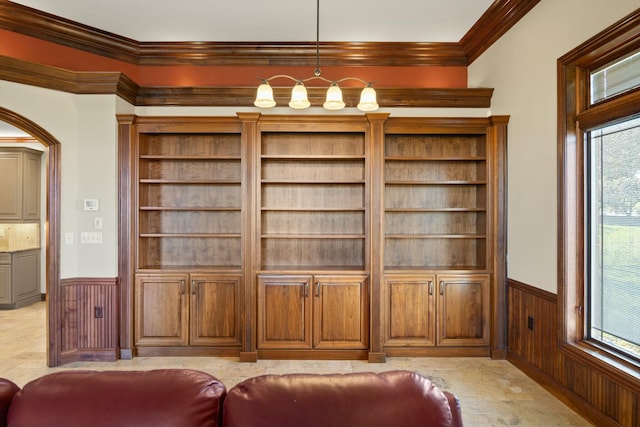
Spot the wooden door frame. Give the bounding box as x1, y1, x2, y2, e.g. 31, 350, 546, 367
0, 106, 62, 367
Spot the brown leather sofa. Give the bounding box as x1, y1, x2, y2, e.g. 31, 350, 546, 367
0, 369, 463, 427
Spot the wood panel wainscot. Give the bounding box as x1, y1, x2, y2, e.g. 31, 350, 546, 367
60, 277, 119, 364
507, 279, 640, 427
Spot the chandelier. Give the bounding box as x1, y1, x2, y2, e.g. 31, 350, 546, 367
253, 0, 378, 112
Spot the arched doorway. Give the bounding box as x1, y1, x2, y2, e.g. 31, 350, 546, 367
0, 106, 61, 367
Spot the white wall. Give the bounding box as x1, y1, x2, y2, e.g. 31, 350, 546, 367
468, 0, 639, 293
0, 80, 119, 279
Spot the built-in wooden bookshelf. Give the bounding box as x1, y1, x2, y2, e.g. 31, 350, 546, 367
383, 134, 488, 270
259, 131, 367, 270
119, 114, 508, 361
137, 133, 242, 269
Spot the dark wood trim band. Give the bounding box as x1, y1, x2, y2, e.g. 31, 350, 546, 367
0, 0, 140, 64
507, 278, 557, 303
137, 41, 468, 67
0, 55, 139, 104
135, 86, 493, 108
0, 0, 538, 67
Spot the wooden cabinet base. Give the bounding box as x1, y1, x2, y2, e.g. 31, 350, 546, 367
368, 352, 387, 363
384, 347, 490, 357
135, 346, 241, 357
239, 351, 258, 362
257, 349, 369, 360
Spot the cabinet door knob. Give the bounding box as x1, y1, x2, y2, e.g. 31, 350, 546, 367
428, 281, 433, 295
315, 282, 321, 297
180, 280, 185, 295
302, 282, 308, 298
439, 281, 445, 296
191, 280, 197, 295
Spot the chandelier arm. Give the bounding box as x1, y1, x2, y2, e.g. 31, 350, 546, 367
261, 75, 303, 84
335, 77, 375, 86
301, 75, 333, 85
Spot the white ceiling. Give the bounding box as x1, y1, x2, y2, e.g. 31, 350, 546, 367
8, 0, 495, 43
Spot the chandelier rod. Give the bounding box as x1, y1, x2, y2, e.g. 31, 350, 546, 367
315, 0, 321, 77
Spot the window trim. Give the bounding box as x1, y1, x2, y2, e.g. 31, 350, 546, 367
558, 8, 640, 385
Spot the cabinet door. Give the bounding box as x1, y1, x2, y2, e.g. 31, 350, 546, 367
135, 273, 189, 346
437, 274, 490, 346
22, 151, 41, 220
190, 274, 241, 346
12, 250, 40, 302
0, 153, 22, 220
383, 274, 436, 347
313, 275, 369, 349
257, 275, 312, 349
0, 264, 11, 304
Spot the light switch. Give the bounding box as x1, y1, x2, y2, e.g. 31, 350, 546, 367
80, 232, 103, 244
64, 232, 74, 245
95, 217, 103, 229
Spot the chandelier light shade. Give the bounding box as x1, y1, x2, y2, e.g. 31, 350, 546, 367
288, 81, 311, 109
357, 85, 379, 112
323, 83, 346, 110
254, 82, 276, 108
253, 0, 378, 112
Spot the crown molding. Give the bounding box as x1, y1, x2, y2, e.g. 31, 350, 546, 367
461, 0, 541, 63
0, 55, 492, 108
0, 55, 139, 104
0, 0, 538, 66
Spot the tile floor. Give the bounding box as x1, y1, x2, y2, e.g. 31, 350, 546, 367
0, 302, 592, 426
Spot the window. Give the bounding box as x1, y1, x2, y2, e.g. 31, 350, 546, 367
559, 9, 640, 372
586, 117, 640, 360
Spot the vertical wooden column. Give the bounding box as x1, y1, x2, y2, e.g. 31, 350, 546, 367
366, 113, 389, 363
488, 115, 509, 358
237, 112, 260, 362
117, 114, 136, 359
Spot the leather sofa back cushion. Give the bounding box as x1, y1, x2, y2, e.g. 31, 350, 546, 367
7, 369, 226, 427
223, 370, 459, 427
0, 379, 19, 427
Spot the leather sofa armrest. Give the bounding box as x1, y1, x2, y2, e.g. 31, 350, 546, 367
443, 390, 464, 427
0, 378, 20, 427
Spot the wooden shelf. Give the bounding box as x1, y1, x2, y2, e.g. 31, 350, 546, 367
385, 180, 486, 185
140, 180, 241, 184
385, 234, 486, 239
140, 233, 241, 238
140, 155, 241, 160
261, 155, 365, 160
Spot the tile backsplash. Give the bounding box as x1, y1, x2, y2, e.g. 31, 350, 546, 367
0, 223, 40, 251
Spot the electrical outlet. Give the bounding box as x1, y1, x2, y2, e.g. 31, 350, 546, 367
527, 316, 534, 330
94, 306, 103, 318
64, 232, 74, 245
94, 217, 103, 229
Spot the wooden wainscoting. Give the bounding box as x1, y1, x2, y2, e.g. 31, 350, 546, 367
60, 277, 118, 363
508, 279, 640, 427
